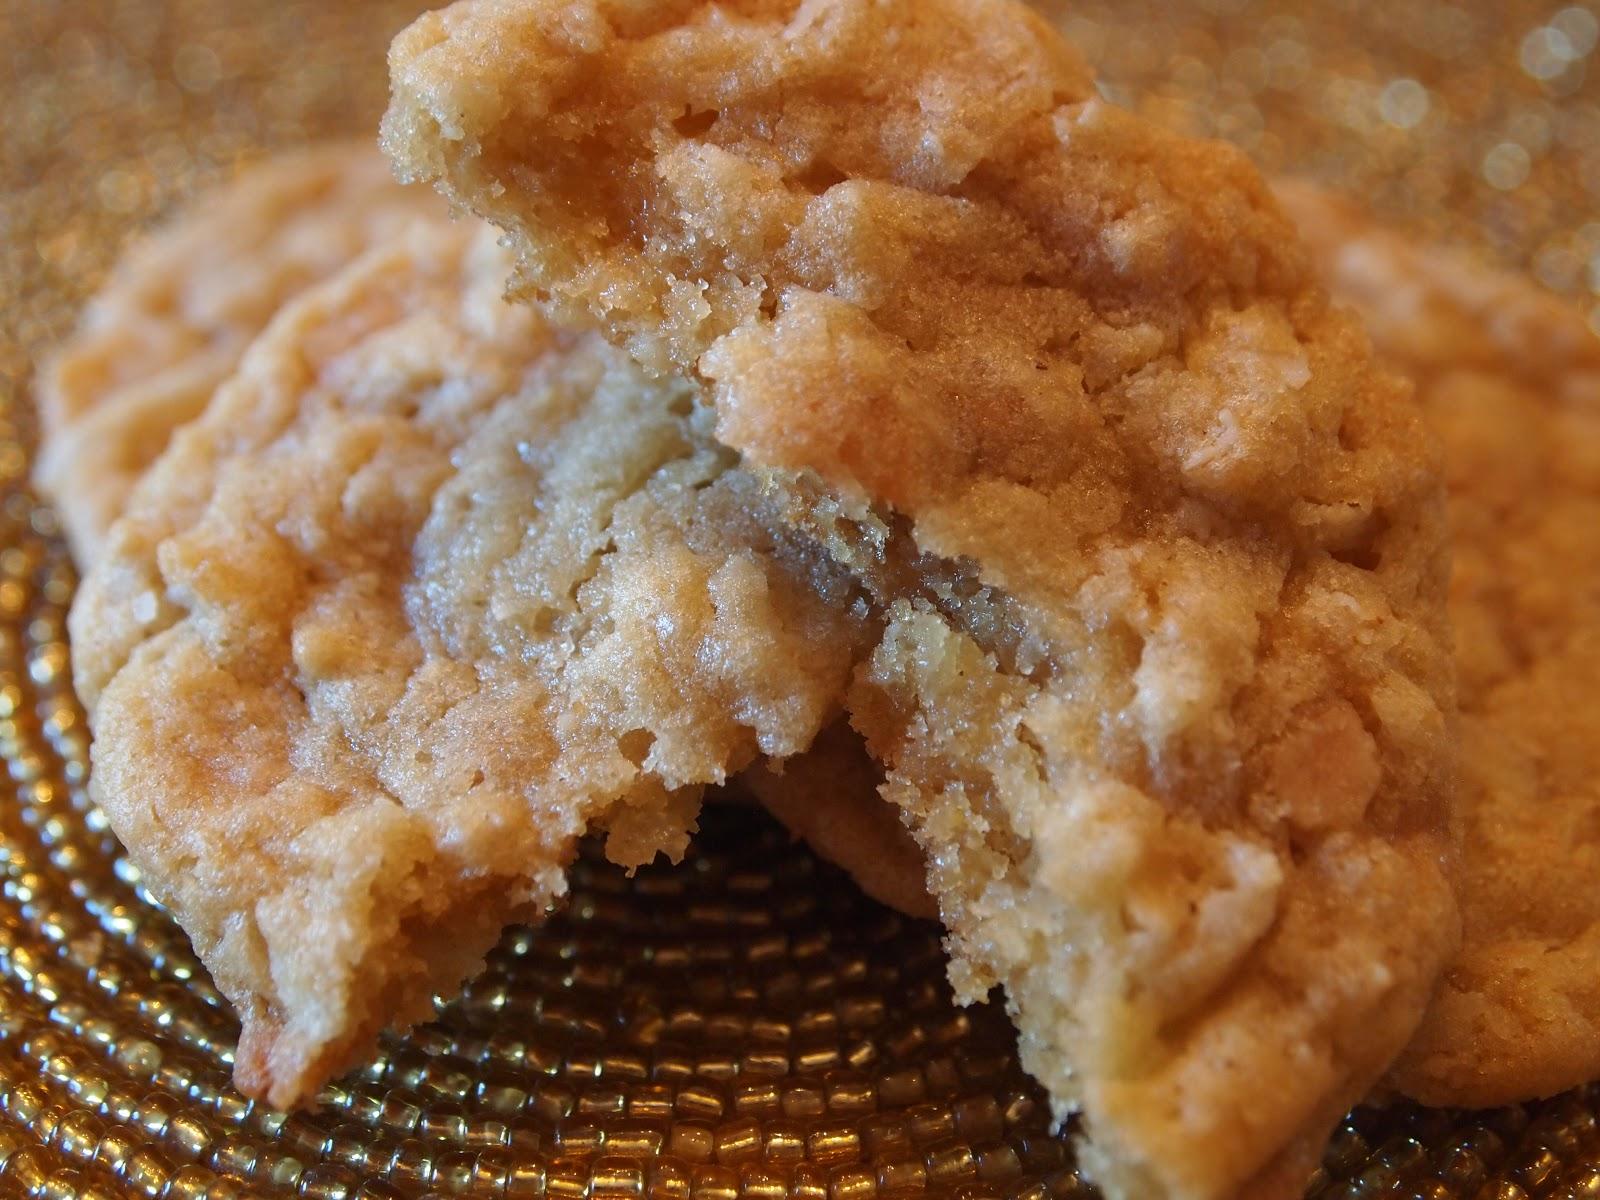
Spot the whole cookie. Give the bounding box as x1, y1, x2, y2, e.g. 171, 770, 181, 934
384, 3, 1459, 1198
1280, 182, 1600, 1108
72, 221, 871, 1109
35, 143, 436, 564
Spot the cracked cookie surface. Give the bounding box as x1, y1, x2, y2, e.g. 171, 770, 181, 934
71, 221, 869, 1108
383, 3, 1459, 1197
1281, 183, 1600, 1109
35, 143, 437, 564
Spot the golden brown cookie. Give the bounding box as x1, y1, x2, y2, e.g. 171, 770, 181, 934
71, 220, 872, 1109
742, 722, 936, 921
383, 4, 1459, 1197
34, 143, 436, 565
1279, 181, 1600, 1108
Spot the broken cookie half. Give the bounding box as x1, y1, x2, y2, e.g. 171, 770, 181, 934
384, 2, 1459, 1198
71, 219, 873, 1109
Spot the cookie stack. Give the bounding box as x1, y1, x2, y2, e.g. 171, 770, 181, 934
37, 2, 1600, 1199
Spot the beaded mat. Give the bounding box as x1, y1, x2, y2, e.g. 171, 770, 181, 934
3, 2, 1600, 1198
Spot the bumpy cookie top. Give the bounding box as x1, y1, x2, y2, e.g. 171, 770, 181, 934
72, 220, 867, 1109
384, 0, 1437, 606
1282, 182, 1600, 1108
35, 143, 437, 564
384, 5, 1458, 1197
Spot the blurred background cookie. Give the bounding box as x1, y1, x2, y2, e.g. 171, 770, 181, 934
1280, 182, 1600, 1110
33, 143, 438, 564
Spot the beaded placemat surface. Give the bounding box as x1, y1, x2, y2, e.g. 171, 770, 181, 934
4, 2, 1600, 1198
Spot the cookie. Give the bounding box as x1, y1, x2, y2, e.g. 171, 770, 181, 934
754, 180, 1600, 1112
71, 220, 872, 1109
1279, 182, 1600, 1108
383, 4, 1459, 1197
742, 722, 936, 921
34, 143, 436, 565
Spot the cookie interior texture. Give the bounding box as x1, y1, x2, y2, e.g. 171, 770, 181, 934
34, 143, 435, 566
1279, 183, 1600, 1109
70, 221, 877, 1109
383, 3, 1459, 1198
